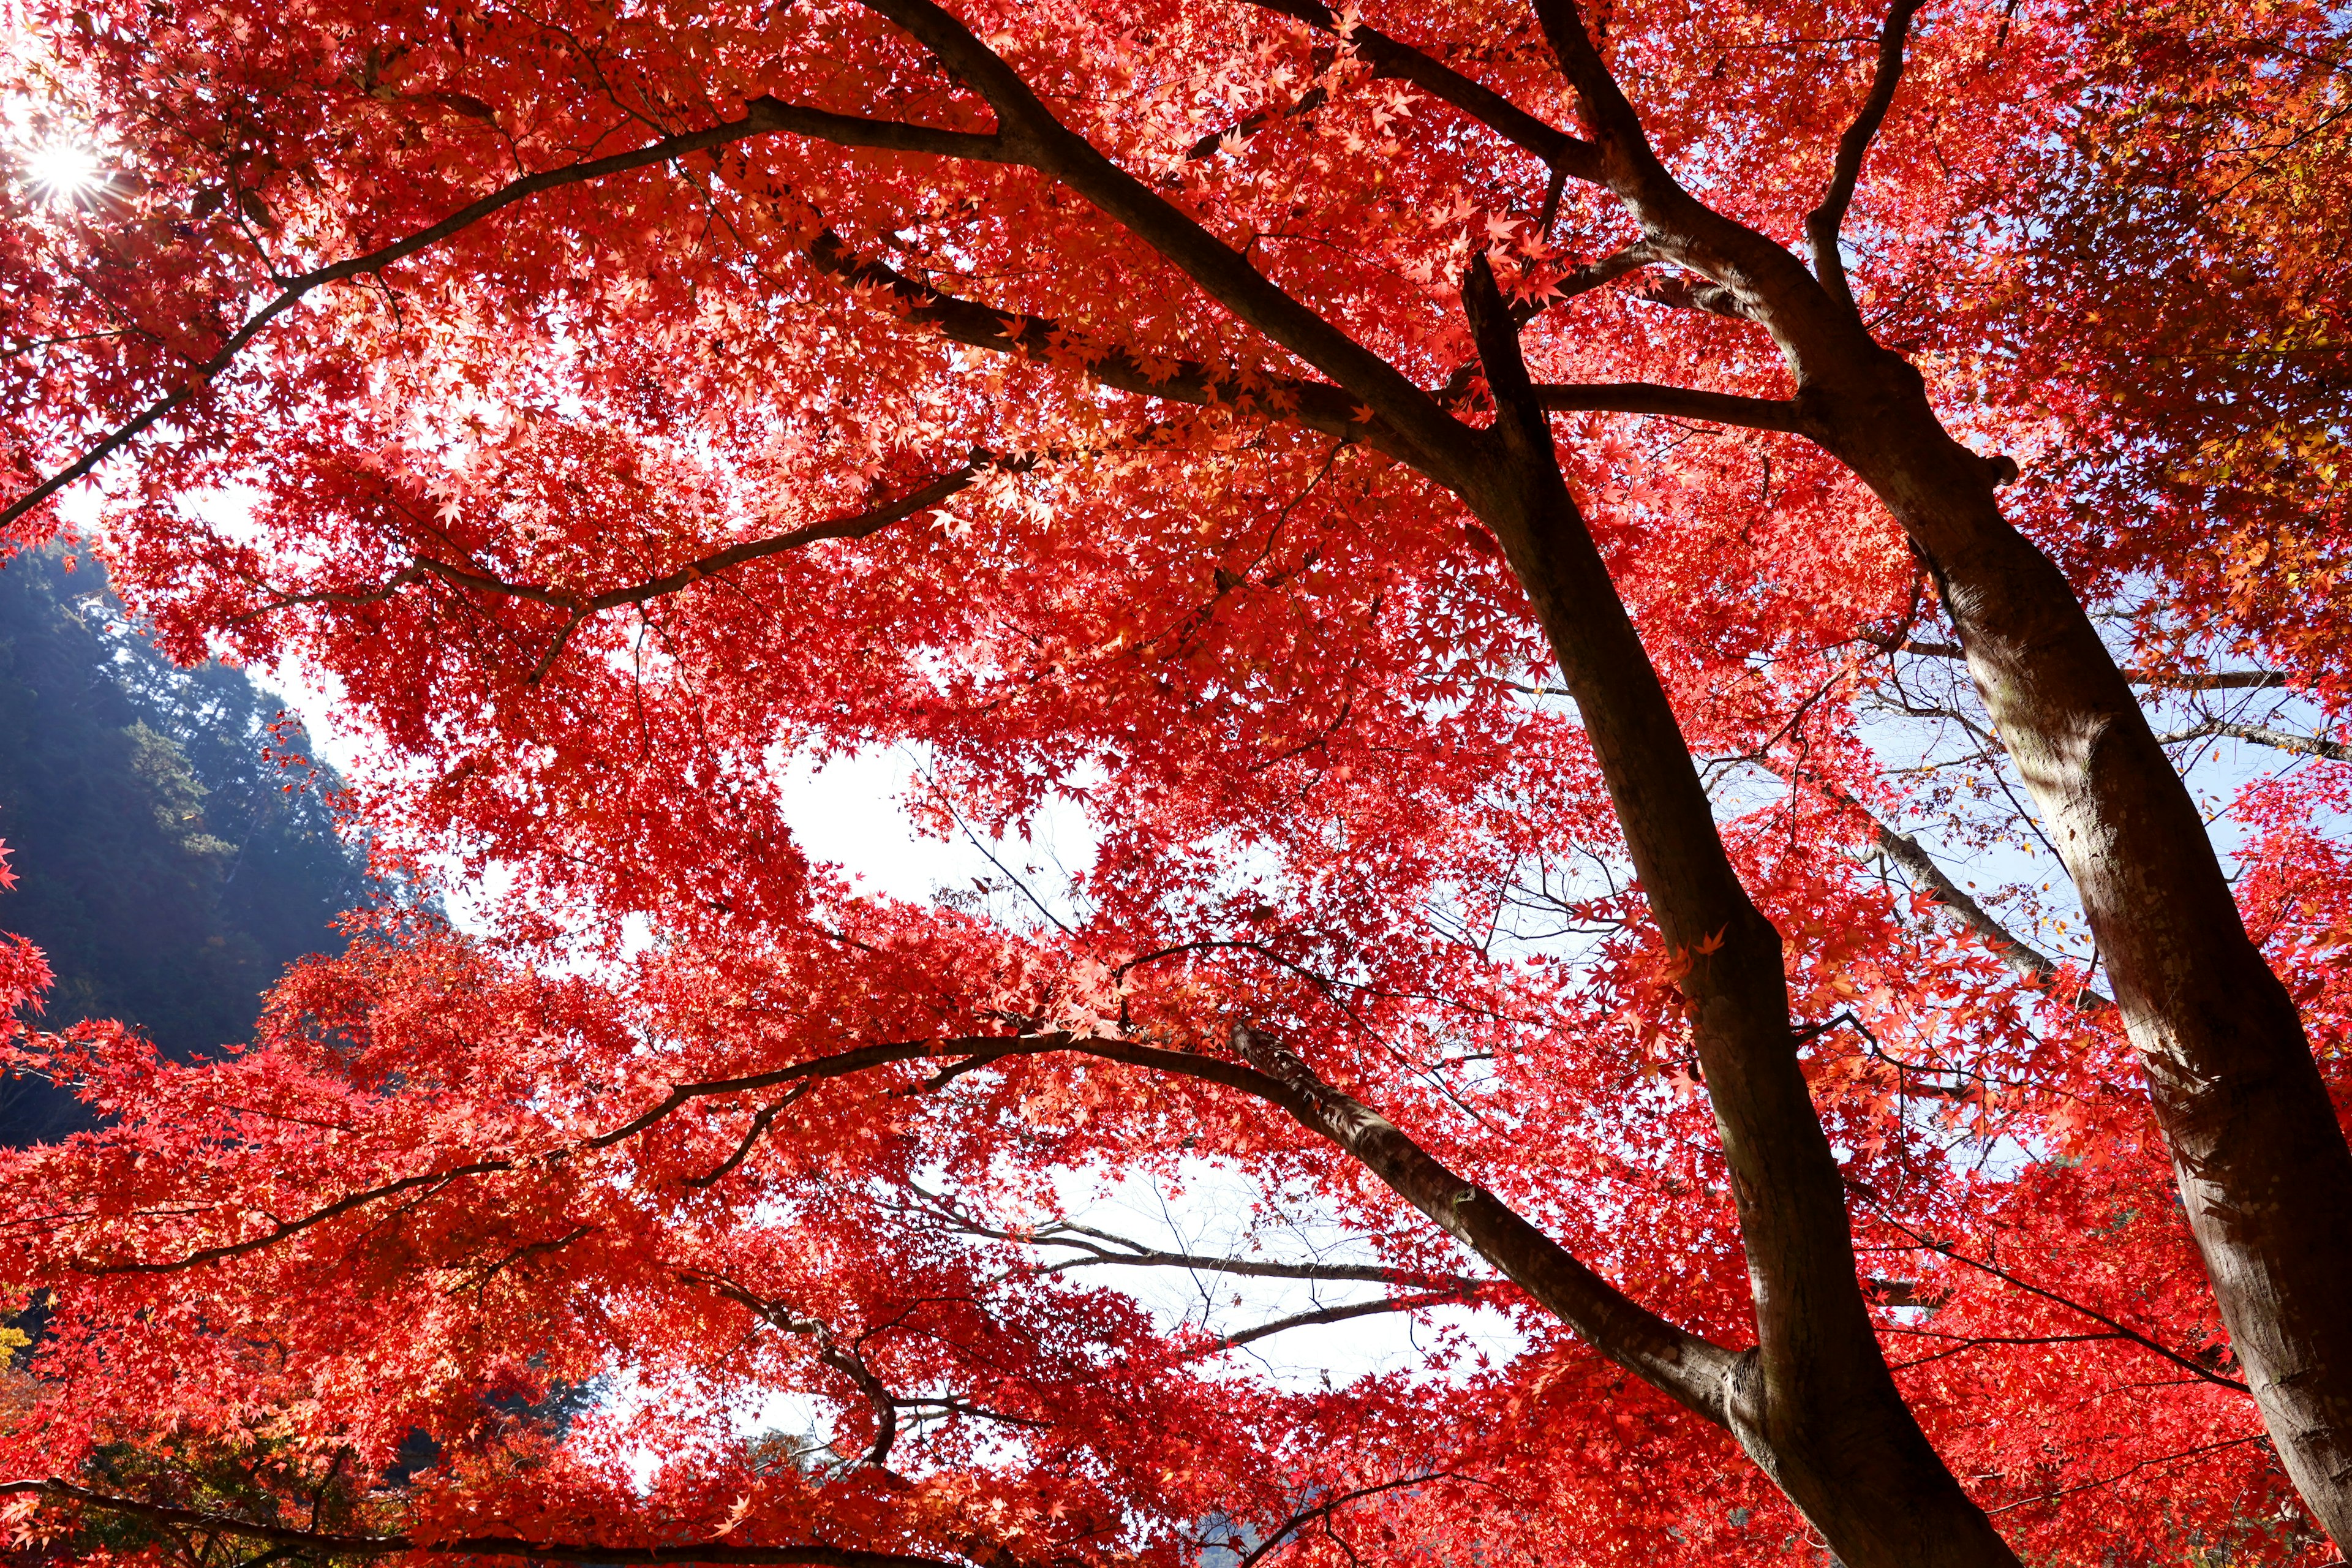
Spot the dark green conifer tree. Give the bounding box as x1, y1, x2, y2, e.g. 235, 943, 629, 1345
0, 545, 372, 1144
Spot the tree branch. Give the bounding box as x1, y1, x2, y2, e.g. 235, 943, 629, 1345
684, 1085, 813, 1188
1047, 1243, 1479, 1291
252, 457, 1005, 626
1805, 0, 1924, 312
1531, 382, 1800, 431
2154, 718, 2352, 763
1231, 0, 1604, 181
39, 1022, 1739, 1433
1866, 813, 2114, 1012
1232, 1475, 1463, 1568
1860, 1212, 2251, 1395
905, 1199, 1483, 1289
37, 1032, 1080, 1274
1979, 1435, 2267, 1517
54, 1162, 508, 1275
0, 1479, 994, 1567
1526, 0, 1668, 184
1522, 0, 1872, 358
1461, 252, 1539, 417
1520, 241, 1665, 319
0, 97, 992, 537
448, 1223, 597, 1295
1638, 274, 1752, 320
1186, 77, 1333, 161
1199, 1286, 1488, 1355
1757, 755, 2115, 1010
1883, 639, 2287, 689
850, 0, 1472, 481
579, 1033, 1090, 1150
801, 233, 1393, 450
1225, 1022, 1740, 1424
2139, 668, 2287, 690
695, 1278, 904, 1468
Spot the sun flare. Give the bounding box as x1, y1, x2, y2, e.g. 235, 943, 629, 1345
20, 138, 105, 203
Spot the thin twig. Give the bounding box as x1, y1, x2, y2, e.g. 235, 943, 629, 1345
1194, 1286, 1487, 1356
1981, 1434, 2267, 1515
2153, 718, 2352, 764
1862, 1207, 2248, 1394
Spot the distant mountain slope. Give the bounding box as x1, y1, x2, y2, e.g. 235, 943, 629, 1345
0, 545, 372, 1144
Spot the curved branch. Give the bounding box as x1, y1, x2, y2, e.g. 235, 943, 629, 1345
906, 1197, 1482, 1288
1757, 755, 2114, 1010
1523, 0, 1864, 359
41, 1022, 1736, 1432
1522, 0, 1812, 315
1865, 814, 2114, 1012
1805, 0, 1924, 311
1526, 0, 1668, 182
0, 1479, 991, 1567
802, 232, 1394, 450
38, 1033, 1059, 1273
850, 0, 1471, 480
698, 1278, 903, 1468
1199, 1285, 1488, 1355
256, 457, 1001, 624
1861, 1212, 2252, 1395
1532, 382, 1800, 431
1979, 1435, 2266, 1517
581, 1034, 1064, 1148
1224, 1023, 1740, 1423
2155, 718, 2352, 764
1232, 0, 1604, 180
0, 97, 991, 537
1520, 241, 1665, 319
549, 461, 998, 609
685, 1086, 812, 1188
57, 1163, 507, 1275
1232, 1474, 1466, 1568
2137, 668, 2285, 690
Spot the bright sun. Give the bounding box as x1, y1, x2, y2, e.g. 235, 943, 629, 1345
21, 140, 106, 202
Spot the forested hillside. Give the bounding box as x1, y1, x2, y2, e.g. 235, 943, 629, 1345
0, 545, 371, 1144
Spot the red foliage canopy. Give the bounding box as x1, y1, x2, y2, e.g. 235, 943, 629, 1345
0, 0, 2346, 1564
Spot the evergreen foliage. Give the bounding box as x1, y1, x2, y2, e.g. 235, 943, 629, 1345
0, 545, 371, 1144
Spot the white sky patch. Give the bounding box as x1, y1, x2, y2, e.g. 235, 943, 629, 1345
1035, 1161, 1529, 1393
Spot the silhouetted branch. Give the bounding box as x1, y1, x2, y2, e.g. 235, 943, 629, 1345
2154, 718, 2352, 763
0, 1479, 998, 1567
1532, 382, 1800, 431
1234, 0, 1602, 181
250, 458, 1002, 627
0, 97, 990, 536
1756, 756, 2114, 1010
1200, 1286, 1488, 1355
1806, 0, 1924, 310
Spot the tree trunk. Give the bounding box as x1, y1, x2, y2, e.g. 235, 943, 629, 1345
1796, 347, 2352, 1548
1458, 264, 2021, 1568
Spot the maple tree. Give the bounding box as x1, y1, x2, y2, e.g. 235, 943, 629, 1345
0, 0, 2348, 1564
